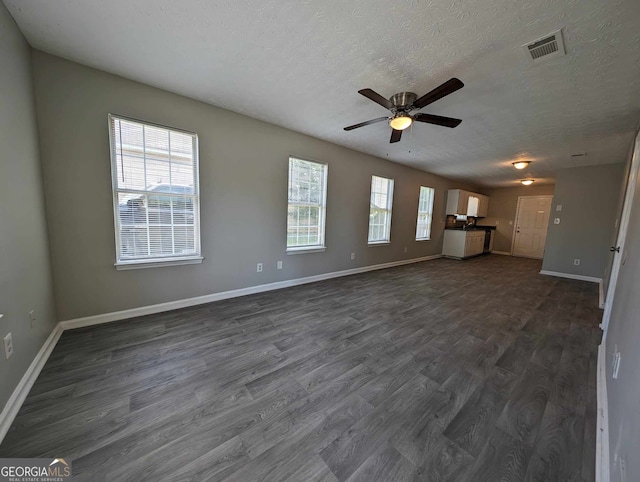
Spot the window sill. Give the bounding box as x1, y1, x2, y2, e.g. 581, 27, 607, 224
416, 238, 432, 242
286, 246, 327, 255
115, 256, 204, 270
368, 241, 391, 246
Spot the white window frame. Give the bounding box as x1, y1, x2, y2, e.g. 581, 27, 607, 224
108, 114, 202, 270
286, 157, 328, 253
368, 175, 394, 244
416, 186, 435, 241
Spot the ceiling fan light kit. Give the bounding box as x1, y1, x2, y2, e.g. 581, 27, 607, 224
512, 161, 530, 170
389, 115, 413, 131
521, 179, 535, 186
344, 78, 464, 143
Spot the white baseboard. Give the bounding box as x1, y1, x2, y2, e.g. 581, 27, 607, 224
60, 254, 444, 330
596, 343, 610, 482
0, 323, 63, 443
539, 270, 603, 284
491, 250, 512, 256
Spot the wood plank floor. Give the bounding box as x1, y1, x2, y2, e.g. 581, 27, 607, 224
0, 255, 601, 481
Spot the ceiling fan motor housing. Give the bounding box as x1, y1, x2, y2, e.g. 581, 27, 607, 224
390, 92, 417, 110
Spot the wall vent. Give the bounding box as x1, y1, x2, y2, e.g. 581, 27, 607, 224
523, 29, 565, 62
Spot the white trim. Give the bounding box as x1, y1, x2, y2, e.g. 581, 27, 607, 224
115, 256, 204, 270
599, 280, 605, 309
596, 343, 610, 482
491, 250, 512, 256
601, 132, 640, 337
108, 114, 202, 268
286, 247, 326, 255
61, 254, 444, 330
0, 323, 63, 443
539, 270, 602, 284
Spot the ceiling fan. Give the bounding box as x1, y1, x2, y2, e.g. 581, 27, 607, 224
344, 78, 464, 143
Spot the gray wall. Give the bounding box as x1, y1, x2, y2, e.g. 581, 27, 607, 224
542, 163, 625, 279
605, 129, 640, 481
0, 6, 57, 409
31, 52, 477, 321
482, 184, 556, 253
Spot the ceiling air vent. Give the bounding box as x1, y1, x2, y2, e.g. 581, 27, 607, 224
523, 29, 565, 62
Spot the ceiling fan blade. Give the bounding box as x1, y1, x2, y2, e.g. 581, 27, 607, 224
358, 89, 394, 110
343, 117, 390, 131
390, 129, 402, 143
414, 113, 462, 128
412, 78, 464, 109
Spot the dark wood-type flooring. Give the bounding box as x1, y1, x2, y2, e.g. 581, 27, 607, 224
0, 255, 601, 481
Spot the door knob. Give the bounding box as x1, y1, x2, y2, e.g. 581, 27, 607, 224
610, 246, 620, 253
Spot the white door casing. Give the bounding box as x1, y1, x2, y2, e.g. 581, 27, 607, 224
601, 132, 640, 336
512, 196, 553, 259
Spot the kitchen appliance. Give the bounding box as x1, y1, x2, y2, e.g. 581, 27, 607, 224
483, 229, 492, 253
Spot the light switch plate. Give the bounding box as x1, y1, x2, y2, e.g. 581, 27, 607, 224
4, 333, 13, 359
613, 351, 621, 379
556, 204, 562, 211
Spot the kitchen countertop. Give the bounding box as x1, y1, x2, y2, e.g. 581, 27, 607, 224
445, 226, 496, 231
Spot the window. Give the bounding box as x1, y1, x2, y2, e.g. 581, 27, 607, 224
368, 175, 394, 244
416, 186, 435, 240
286, 157, 328, 251
109, 115, 201, 268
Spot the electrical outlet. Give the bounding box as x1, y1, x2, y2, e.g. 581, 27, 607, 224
573, 259, 581, 266
612, 351, 621, 379
554, 218, 561, 225
256, 263, 263, 273
29, 310, 36, 329
350, 253, 356, 260
508, 220, 513, 225
277, 260, 283, 270
495, 220, 499, 225
4, 333, 13, 360
404, 247, 407, 253
556, 204, 562, 211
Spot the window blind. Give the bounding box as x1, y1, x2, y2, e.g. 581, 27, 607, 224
416, 186, 435, 240
109, 115, 201, 264
287, 157, 328, 250
368, 175, 394, 243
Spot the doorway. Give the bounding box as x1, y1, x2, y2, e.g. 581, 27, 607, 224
511, 195, 553, 259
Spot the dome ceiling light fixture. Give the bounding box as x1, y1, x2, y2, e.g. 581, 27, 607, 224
512, 160, 530, 170
344, 78, 464, 143
521, 179, 535, 186
389, 114, 413, 131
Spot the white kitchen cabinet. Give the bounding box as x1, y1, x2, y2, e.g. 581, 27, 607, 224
446, 189, 471, 215
467, 195, 480, 217
443, 230, 485, 258
446, 190, 490, 217
477, 194, 490, 217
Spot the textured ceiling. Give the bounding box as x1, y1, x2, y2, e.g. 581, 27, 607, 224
5, 0, 640, 186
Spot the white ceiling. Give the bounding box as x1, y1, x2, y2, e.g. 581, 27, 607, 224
5, 0, 640, 186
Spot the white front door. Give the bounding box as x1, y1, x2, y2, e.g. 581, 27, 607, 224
512, 196, 553, 258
